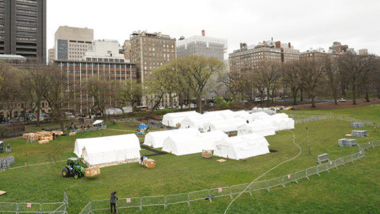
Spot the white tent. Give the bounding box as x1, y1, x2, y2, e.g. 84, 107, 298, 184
93, 120, 103, 126
271, 113, 289, 119
203, 110, 236, 120
203, 118, 247, 133
143, 128, 199, 148
180, 114, 225, 131
249, 112, 271, 121
213, 134, 270, 160
162, 111, 201, 127
162, 130, 228, 156
74, 134, 141, 166
237, 121, 276, 137
233, 110, 251, 120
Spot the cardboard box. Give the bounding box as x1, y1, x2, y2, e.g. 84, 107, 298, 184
85, 166, 100, 177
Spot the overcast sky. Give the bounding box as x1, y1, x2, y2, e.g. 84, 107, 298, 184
47, 0, 380, 57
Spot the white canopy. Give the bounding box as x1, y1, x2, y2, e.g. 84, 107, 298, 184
162, 111, 201, 127
270, 116, 294, 131
203, 110, 236, 120
143, 128, 199, 148
203, 118, 247, 133
162, 130, 228, 156
93, 120, 103, 126
74, 134, 141, 166
271, 113, 289, 119
237, 120, 276, 137
213, 134, 270, 160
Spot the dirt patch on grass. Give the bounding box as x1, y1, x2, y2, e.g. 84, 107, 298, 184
295, 99, 380, 110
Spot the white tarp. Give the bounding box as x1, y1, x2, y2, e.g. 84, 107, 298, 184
74, 134, 141, 166
105, 108, 123, 115
203, 118, 247, 133
203, 110, 236, 120
162, 130, 228, 156
143, 128, 199, 148
162, 111, 201, 127
213, 134, 270, 160
237, 120, 276, 137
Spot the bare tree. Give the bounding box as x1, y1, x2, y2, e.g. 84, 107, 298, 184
321, 55, 340, 105
176, 56, 224, 113
254, 61, 282, 107
298, 59, 324, 108
283, 62, 301, 105
339, 52, 373, 105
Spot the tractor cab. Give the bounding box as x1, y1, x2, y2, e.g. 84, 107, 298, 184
62, 157, 86, 179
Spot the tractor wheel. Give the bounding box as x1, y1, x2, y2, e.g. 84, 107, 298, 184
62, 168, 69, 177
74, 173, 79, 179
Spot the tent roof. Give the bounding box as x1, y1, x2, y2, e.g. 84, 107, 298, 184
93, 120, 103, 125
74, 134, 140, 157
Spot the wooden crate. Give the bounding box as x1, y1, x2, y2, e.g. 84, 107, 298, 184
202, 150, 213, 159
38, 140, 49, 144
144, 159, 156, 169
85, 166, 100, 177
69, 132, 76, 136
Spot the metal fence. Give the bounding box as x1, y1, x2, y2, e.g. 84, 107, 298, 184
0, 192, 68, 214
79, 141, 379, 214
70, 125, 107, 133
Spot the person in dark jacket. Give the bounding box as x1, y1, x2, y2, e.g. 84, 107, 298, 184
110, 191, 118, 213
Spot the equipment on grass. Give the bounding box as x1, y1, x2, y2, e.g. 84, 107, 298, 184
144, 159, 156, 168
62, 157, 86, 179
0, 141, 3, 153
202, 150, 213, 159
0, 191, 6, 196
85, 166, 100, 177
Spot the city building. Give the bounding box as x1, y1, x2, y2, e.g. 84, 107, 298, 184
329, 41, 349, 54
176, 30, 227, 61
1, 0, 46, 62
129, 31, 176, 86
229, 39, 295, 73
53, 26, 93, 61
300, 47, 328, 60
359, 49, 368, 55
47, 48, 55, 65
129, 31, 177, 107
54, 40, 136, 114
122, 40, 131, 62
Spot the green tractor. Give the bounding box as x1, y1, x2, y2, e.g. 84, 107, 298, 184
62, 157, 86, 179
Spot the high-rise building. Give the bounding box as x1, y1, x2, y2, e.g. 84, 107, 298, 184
359, 49, 368, 55
47, 48, 55, 65
129, 31, 176, 86
329, 41, 349, 54
176, 30, 227, 61
122, 40, 131, 62
53, 26, 93, 61
1, 0, 46, 62
54, 40, 136, 114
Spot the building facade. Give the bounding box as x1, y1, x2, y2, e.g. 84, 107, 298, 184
176, 31, 227, 61
329, 41, 348, 54
1, 0, 46, 62
129, 31, 176, 86
54, 40, 136, 114
53, 26, 93, 61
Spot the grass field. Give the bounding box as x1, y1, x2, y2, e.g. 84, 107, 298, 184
0, 105, 379, 213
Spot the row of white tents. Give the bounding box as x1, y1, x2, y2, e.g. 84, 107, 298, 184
163, 110, 294, 133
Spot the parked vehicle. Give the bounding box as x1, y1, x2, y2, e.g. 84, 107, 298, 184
338, 98, 346, 102
65, 112, 75, 119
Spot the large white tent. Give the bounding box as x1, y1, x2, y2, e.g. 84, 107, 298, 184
270, 116, 294, 131
162, 130, 228, 156
203, 118, 247, 133
74, 134, 141, 166
162, 111, 201, 127
203, 110, 236, 120
143, 128, 199, 148
237, 120, 276, 137
213, 134, 270, 160
180, 114, 225, 131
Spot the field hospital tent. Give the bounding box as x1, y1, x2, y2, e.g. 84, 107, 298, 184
162, 131, 228, 156
249, 112, 271, 121
143, 128, 199, 148
203, 110, 236, 120
237, 120, 276, 137
270, 115, 294, 131
180, 114, 225, 131
213, 134, 270, 160
74, 134, 140, 166
271, 113, 289, 119
162, 111, 201, 127
203, 118, 247, 133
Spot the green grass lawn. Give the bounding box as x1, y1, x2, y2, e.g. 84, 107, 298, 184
0, 106, 379, 213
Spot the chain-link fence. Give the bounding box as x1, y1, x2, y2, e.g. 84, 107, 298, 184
0, 193, 68, 214
0, 156, 15, 170
70, 125, 107, 134
80, 141, 379, 214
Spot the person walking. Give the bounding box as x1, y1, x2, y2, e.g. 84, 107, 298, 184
110, 191, 118, 214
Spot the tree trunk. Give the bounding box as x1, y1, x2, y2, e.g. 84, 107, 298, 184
352, 82, 357, 105
196, 96, 202, 113
266, 87, 270, 107
292, 88, 298, 105
365, 89, 370, 102
36, 104, 40, 127
300, 87, 304, 101
333, 90, 338, 105
311, 94, 316, 108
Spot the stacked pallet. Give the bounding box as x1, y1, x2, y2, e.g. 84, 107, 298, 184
38, 140, 49, 144
85, 166, 100, 177
69, 132, 77, 136
352, 130, 369, 137
144, 159, 156, 168
338, 138, 357, 147
52, 131, 64, 136
202, 150, 213, 159
350, 122, 364, 128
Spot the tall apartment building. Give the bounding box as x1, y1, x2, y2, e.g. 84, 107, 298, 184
329, 41, 348, 54
359, 49, 368, 55
176, 30, 227, 61
1, 0, 46, 62
300, 47, 341, 61
122, 40, 131, 62
54, 40, 136, 114
129, 31, 176, 86
50, 26, 93, 63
